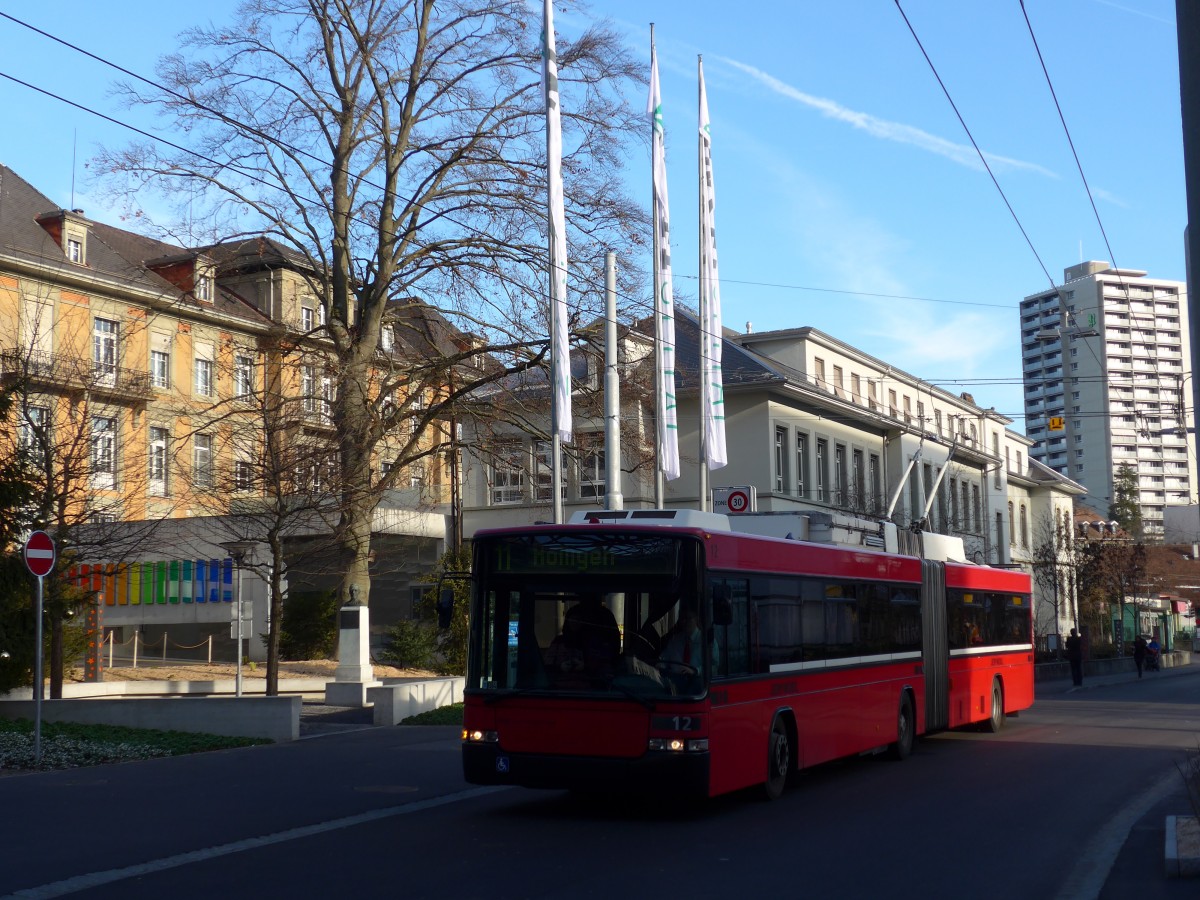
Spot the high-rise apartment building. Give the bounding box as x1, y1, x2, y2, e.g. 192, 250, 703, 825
1020, 261, 1196, 536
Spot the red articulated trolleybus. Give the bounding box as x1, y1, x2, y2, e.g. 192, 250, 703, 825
461, 508, 1033, 799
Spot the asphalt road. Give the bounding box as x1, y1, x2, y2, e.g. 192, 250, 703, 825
3, 667, 1199, 900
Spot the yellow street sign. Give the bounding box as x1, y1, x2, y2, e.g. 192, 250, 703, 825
1048, 416, 1065, 431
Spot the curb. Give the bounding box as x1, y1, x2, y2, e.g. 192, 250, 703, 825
1166, 816, 1200, 878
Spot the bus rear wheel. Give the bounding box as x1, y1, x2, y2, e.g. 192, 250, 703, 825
986, 679, 1005, 733
763, 716, 792, 801
890, 693, 914, 760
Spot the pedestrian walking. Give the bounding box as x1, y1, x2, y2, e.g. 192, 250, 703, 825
1133, 634, 1148, 678
1065, 627, 1083, 687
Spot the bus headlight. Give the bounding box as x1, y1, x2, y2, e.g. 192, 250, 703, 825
462, 729, 499, 743
648, 738, 708, 753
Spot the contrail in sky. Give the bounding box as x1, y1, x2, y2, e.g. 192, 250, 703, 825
719, 56, 1058, 178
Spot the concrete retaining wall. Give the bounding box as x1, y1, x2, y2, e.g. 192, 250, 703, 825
1036, 650, 1191, 682
369, 677, 464, 726
0, 696, 300, 743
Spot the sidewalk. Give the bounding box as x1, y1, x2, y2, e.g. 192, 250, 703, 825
1037, 658, 1200, 897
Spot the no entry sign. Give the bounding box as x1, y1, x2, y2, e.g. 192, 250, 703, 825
23, 530, 55, 578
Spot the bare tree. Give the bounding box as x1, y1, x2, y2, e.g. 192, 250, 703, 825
97, 0, 647, 609
171, 329, 344, 694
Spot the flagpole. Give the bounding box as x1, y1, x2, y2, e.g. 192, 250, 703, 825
697, 54, 709, 512
543, 0, 570, 523
652, 23, 665, 509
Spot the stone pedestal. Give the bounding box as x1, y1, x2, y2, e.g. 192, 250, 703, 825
324, 604, 380, 707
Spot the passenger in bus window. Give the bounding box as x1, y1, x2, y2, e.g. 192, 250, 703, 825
661, 611, 703, 670
562, 595, 620, 680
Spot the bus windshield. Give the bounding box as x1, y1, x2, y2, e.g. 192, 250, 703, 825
469, 532, 706, 700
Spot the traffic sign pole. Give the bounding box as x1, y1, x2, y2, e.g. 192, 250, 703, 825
23, 531, 55, 768
33, 572, 43, 766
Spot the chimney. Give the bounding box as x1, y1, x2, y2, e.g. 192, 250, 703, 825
745, 321, 753, 334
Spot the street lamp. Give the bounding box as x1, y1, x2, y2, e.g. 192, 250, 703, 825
219, 541, 256, 698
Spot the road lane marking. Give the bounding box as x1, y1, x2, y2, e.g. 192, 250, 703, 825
5, 786, 508, 899
1053, 766, 1177, 900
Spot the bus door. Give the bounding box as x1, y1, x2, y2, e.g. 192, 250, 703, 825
921, 559, 949, 731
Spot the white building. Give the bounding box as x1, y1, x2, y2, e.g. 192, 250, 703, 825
462, 312, 1086, 645
1020, 261, 1195, 537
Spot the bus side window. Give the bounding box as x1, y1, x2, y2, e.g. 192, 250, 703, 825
711, 577, 751, 678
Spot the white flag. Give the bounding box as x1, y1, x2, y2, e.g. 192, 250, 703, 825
543, 0, 572, 443
698, 60, 727, 470
648, 39, 680, 481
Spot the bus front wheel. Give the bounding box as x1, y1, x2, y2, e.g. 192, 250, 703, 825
763, 716, 792, 801
986, 678, 1005, 733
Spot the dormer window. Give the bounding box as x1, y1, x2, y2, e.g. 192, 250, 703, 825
66, 237, 83, 263
196, 273, 214, 302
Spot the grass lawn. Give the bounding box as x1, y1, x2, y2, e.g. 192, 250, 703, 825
402, 702, 463, 726
0, 719, 268, 772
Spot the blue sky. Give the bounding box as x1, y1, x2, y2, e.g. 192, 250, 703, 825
0, 1, 1186, 432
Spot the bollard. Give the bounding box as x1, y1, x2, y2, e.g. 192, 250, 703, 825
162, 631, 168, 662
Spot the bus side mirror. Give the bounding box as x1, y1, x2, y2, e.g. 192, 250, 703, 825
436, 587, 454, 630
712, 584, 733, 626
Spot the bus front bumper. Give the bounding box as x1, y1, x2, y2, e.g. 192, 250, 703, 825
462, 743, 710, 797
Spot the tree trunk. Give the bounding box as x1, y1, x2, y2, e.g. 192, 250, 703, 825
49, 617, 63, 699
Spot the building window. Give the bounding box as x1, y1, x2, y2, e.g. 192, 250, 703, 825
20, 405, 49, 452
150, 349, 170, 390
834, 443, 847, 506
814, 357, 826, 388
850, 373, 861, 402
961, 482, 970, 531
579, 444, 605, 499
491, 442, 524, 504
234, 459, 255, 493
816, 438, 829, 502
195, 273, 214, 302
869, 453, 881, 514
148, 426, 169, 496
935, 409, 943, 436
851, 448, 864, 510
91, 416, 116, 489
796, 432, 809, 499
1020, 504, 1029, 548
971, 484, 981, 532
234, 354, 255, 399
949, 478, 959, 528
321, 375, 334, 421
93, 318, 118, 385
888, 390, 898, 418
194, 357, 214, 397
66, 237, 83, 263
903, 396, 912, 424
992, 434, 1001, 487
302, 366, 316, 413
1007, 501, 1015, 546
774, 426, 787, 493
996, 511, 1005, 559
380, 325, 394, 352
301, 306, 315, 331
533, 440, 560, 502
410, 461, 426, 492
868, 381, 878, 411
832, 365, 845, 398
193, 434, 213, 488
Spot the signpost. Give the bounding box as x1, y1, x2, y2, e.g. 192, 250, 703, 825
712, 485, 757, 515
23, 530, 55, 766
